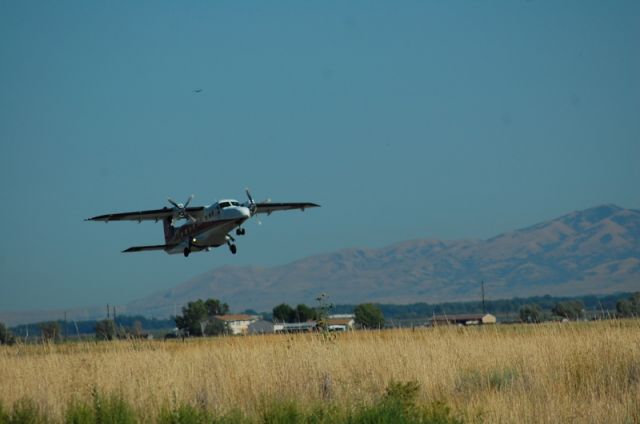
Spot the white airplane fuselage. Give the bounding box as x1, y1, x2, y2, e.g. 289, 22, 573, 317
164, 199, 250, 255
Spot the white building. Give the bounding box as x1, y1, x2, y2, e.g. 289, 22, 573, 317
214, 314, 259, 335
326, 314, 355, 331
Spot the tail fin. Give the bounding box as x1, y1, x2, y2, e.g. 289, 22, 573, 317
163, 217, 175, 243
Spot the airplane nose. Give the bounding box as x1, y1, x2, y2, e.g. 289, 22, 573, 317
240, 207, 251, 219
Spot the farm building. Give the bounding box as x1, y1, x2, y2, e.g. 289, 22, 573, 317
273, 322, 317, 333
430, 313, 496, 326
326, 315, 355, 332
247, 320, 275, 335
214, 314, 259, 335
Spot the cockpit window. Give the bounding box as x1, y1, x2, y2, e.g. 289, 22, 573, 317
219, 201, 241, 209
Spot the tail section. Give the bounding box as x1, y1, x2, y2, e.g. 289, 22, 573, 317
163, 217, 175, 243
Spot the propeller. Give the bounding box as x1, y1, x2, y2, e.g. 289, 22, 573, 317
244, 189, 273, 225
168, 194, 196, 223
244, 188, 257, 216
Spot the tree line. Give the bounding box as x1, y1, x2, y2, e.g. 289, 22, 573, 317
330, 291, 638, 320
3, 315, 175, 343
2, 291, 638, 344
271, 301, 385, 329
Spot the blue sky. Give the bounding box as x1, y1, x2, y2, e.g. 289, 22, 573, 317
1, 1, 638, 312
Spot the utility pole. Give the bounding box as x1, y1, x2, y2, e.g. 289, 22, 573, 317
481, 280, 486, 314
113, 306, 117, 337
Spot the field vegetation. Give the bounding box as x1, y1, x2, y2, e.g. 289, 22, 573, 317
1, 320, 639, 423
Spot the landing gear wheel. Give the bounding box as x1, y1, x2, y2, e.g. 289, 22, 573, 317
183, 248, 190, 257
236, 228, 246, 236
229, 244, 237, 255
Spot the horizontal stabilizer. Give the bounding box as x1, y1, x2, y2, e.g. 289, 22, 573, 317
122, 244, 176, 253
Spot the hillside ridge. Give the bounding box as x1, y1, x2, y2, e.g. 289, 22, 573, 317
125, 204, 640, 316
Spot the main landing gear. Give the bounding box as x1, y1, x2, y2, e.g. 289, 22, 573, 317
184, 237, 197, 257
235, 227, 246, 236
227, 234, 238, 255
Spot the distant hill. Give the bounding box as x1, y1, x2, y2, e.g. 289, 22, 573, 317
125, 204, 640, 316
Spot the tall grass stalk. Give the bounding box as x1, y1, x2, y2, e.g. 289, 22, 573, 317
0, 321, 638, 422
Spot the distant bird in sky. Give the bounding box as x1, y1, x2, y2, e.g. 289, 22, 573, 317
193, 88, 203, 93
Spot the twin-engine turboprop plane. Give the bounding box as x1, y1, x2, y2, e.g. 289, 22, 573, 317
87, 190, 319, 257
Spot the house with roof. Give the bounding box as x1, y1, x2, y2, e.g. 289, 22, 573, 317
326, 314, 355, 331
430, 313, 496, 326
213, 314, 259, 335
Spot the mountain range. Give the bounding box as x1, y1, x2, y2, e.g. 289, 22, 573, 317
2, 204, 638, 325
127, 204, 639, 316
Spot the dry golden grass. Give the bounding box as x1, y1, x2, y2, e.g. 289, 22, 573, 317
1, 320, 639, 423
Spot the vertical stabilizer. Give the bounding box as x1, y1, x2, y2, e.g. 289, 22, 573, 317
163, 217, 175, 243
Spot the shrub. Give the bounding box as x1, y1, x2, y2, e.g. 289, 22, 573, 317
420, 401, 463, 424
0, 323, 15, 346
351, 380, 462, 424
65, 401, 94, 424
0, 401, 9, 424
91, 390, 136, 424
354, 303, 385, 329
384, 380, 421, 407
157, 404, 212, 424
519, 304, 542, 323
9, 398, 44, 424
260, 401, 303, 424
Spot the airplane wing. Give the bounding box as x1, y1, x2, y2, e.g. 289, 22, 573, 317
86, 206, 205, 222
254, 202, 320, 215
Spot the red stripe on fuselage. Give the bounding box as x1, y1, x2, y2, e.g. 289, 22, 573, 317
167, 218, 239, 245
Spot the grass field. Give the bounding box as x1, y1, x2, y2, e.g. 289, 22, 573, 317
1, 320, 639, 423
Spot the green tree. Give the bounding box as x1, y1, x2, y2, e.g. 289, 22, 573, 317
272, 303, 294, 323
616, 299, 633, 317
95, 319, 116, 340
0, 322, 15, 345
40, 321, 60, 342
175, 300, 208, 336
616, 292, 640, 317
174, 298, 230, 337
519, 304, 542, 323
204, 319, 227, 336
205, 299, 229, 317
295, 304, 317, 322
552, 300, 585, 320
355, 303, 385, 329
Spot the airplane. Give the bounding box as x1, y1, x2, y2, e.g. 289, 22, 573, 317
86, 190, 320, 257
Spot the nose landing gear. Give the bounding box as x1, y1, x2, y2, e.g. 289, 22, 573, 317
236, 228, 246, 236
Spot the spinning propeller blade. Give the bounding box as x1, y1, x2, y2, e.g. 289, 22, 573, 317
168, 195, 196, 223
245, 188, 257, 215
